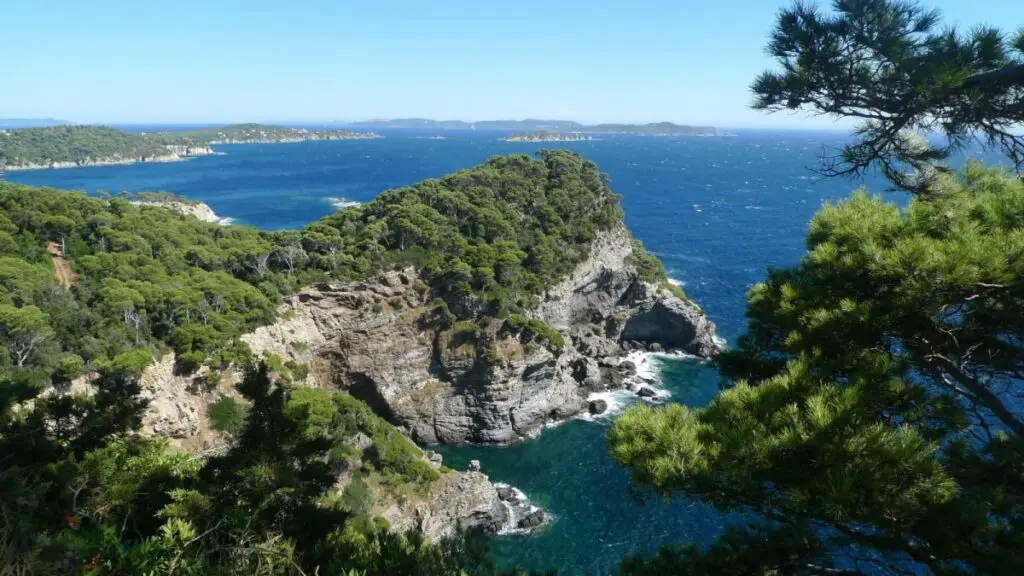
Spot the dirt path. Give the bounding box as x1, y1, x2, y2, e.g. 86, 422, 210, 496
45, 241, 76, 289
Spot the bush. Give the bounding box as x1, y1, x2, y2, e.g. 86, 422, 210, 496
200, 370, 222, 391
285, 360, 310, 381
503, 315, 565, 350
175, 351, 206, 375
54, 353, 85, 382
208, 397, 246, 434
108, 348, 153, 376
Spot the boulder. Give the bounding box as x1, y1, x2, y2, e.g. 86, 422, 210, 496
589, 399, 609, 415
496, 485, 518, 502
517, 510, 546, 529
468, 459, 482, 473
636, 386, 658, 398
423, 450, 444, 469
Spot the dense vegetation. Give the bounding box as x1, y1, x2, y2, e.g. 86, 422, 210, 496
0, 126, 170, 168
0, 150, 628, 374
610, 2, 1024, 574
0, 149, 639, 573
0, 123, 379, 169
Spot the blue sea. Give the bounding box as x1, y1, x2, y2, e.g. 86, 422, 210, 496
3, 129, 988, 574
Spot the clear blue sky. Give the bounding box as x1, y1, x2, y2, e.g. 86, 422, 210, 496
2, 0, 1021, 127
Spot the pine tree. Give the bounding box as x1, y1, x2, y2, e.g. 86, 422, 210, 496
610, 2, 1024, 574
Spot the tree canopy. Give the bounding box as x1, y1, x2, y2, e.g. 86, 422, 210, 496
752, 0, 1024, 193
0, 149, 640, 573
610, 2, 1024, 574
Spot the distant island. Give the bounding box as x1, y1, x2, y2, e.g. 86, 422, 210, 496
502, 132, 595, 142
0, 123, 381, 171
344, 118, 723, 136
0, 118, 69, 129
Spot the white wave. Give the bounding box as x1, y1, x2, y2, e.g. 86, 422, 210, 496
326, 197, 361, 209
667, 277, 686, 287
493, 483, 547, 535
713, 335, 727, 348
577, 389, 636, 421
215, 216, 236, 226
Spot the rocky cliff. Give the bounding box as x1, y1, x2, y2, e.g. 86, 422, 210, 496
2, 144, 215, 172
116, 221, 718, 540
241, 224, 720, 445
131, 199, 231, 224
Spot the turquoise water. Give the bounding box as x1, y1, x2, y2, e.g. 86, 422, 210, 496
8, 128, 992, 573
433, 357, 727, 574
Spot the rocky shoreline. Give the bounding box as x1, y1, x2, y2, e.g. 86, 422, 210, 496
130, 199, 232, 225
60, 204, 720, 540
1, 145, 217, 172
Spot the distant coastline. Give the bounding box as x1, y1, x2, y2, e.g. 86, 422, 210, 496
1, 147, 216, 172
345, 118, 724, 136
502, 132, 595, 142
0, 123, 381, 173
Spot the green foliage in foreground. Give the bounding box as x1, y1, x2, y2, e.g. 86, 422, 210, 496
609, 163, 1024, 575
0, 362, 507, 575
751, 0, 1024, 193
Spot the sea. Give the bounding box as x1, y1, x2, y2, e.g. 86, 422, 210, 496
2, 128, 998, 574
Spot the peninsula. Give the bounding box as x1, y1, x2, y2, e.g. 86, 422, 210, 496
0, 123, 381, 171
502, 131, 594, 142
2, 151, 718, 571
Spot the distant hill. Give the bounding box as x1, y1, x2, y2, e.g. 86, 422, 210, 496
0, 118, 70, 129
344, 118, 721, 135
0, 123, 381, 171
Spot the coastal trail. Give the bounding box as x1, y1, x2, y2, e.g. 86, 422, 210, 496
46, 241, 76, 288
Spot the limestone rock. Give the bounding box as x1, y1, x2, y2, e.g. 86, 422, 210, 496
383, 470, 508, 540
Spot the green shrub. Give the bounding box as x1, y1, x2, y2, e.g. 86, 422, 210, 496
200, 370, 222, 391
175, 351, 206, 375
453, 320, 479, 335
483, 346, 502, 364
502, 315, 565, 350
208, 397, 246, 434
285, 360, 310, 381
54, 353, 85, 382
108, 348, 154, 376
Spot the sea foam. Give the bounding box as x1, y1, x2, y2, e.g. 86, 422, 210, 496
326, 197, 362, 209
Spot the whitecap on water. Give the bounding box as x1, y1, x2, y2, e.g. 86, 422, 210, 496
667, 278, 686, 287
326, 197, 362, 209
493, 483, 548, 535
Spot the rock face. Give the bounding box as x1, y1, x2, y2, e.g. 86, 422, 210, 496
131, 200, 230, 225
240, 224, 721, 445
382, 469, 508, 540
2, 145, 215, 172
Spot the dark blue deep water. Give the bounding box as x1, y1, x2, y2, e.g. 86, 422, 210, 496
6, 129, 986, 574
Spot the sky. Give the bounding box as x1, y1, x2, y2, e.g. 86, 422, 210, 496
2, 0, 1022, 128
